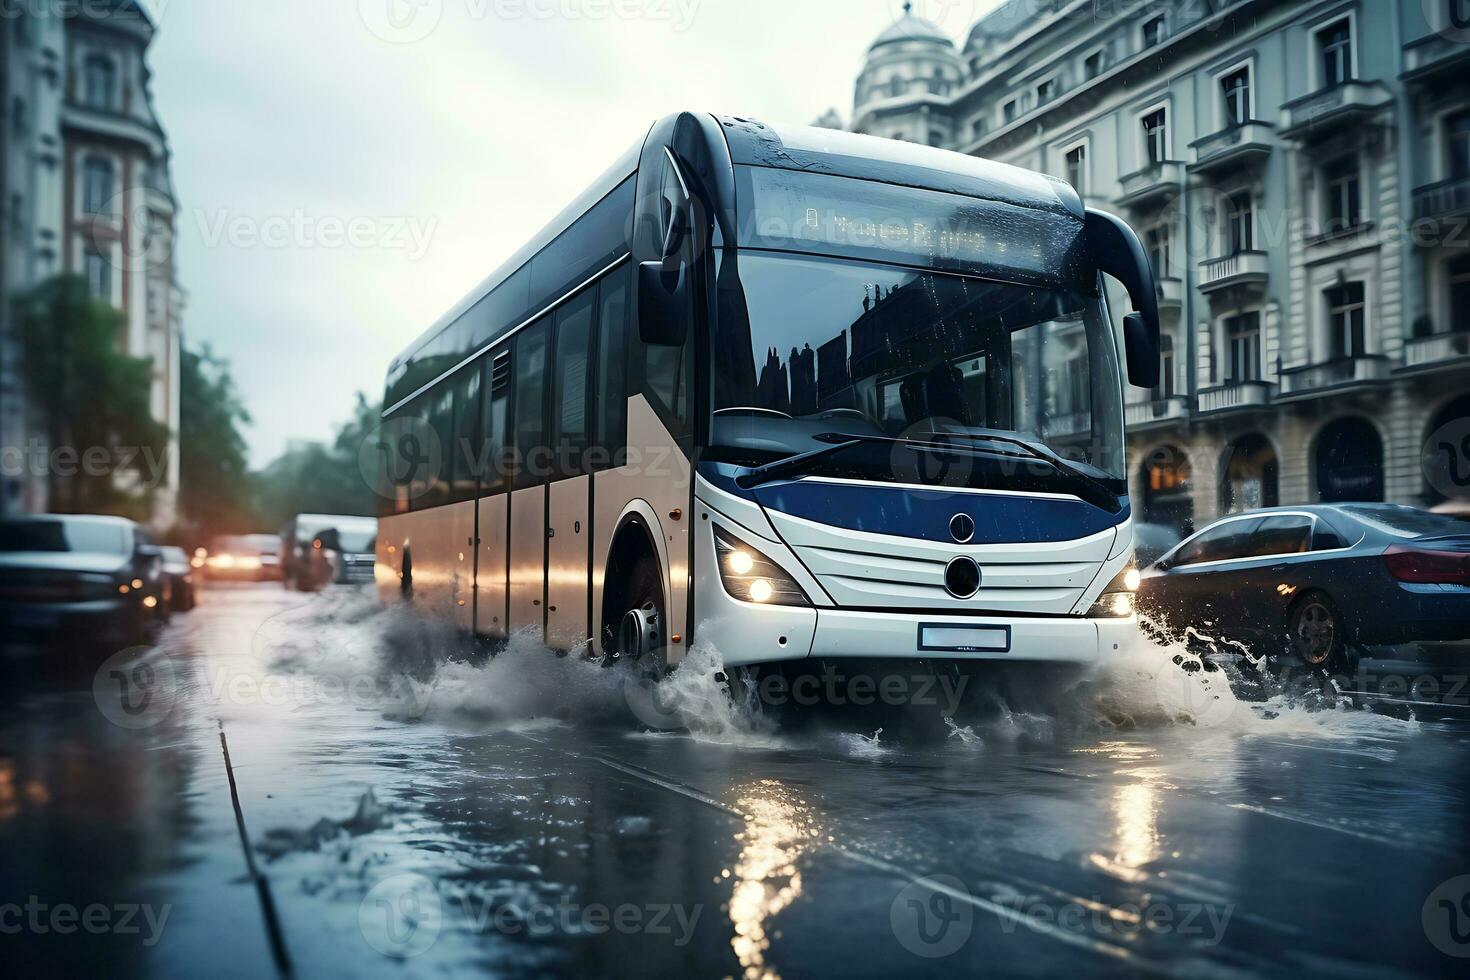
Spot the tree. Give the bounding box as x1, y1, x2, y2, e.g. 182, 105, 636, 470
178, 344, 257, 538
12, 275, 167, 518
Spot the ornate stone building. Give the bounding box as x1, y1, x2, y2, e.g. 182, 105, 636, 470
0, 0, 183, 525
839, 0, 1470, 533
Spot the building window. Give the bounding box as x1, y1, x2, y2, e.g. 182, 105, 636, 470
1156, 334, 1176, 399
1084, 49, 1104, 79
1002, 99, 1018, 124
1146, 224, 1171, 279
1141, 16, 1166, 48
1449, 255, 1470, 333
928, 129, 945, 148
84, 250, 111, 300
1036, 78, 1055, 105
82, 54, 118, 110
1226, 192, 1254, 253
1141, 107, 1168, 165
1447, 109, 1470, 180
1324, 156, 1362, 232
888, 76, 907, 98
1225, 312, 1261, 383
1064, 143, 1086, 192
1221, 67, 1250, 127
82, 157, 114, 215
1317, 19, 1352, 88
1326, 282, 1367, 358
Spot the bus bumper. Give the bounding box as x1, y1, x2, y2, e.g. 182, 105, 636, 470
805, 608, 1131, 665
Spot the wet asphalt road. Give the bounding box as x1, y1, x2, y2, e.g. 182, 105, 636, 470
2, 584, 1470, 979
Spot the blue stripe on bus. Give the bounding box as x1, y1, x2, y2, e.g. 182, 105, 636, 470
697, 463, 1125, 545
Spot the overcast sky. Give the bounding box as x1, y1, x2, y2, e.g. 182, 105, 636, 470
144, 0, 1000, 467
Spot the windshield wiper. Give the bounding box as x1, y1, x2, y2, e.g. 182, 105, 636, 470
736, 431, 1122, 514
734, 437, 868, 490
898, 429, 1123, 513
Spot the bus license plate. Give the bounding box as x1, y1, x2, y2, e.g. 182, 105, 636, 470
918, 625, 1011, 653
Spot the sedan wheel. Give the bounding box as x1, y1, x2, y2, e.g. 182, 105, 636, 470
1290, 594, 1342, 669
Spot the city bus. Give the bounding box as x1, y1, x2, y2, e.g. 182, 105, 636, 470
374, 111, 1160, 674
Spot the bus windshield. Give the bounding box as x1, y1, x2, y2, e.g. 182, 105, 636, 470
712, 251, 1125, 482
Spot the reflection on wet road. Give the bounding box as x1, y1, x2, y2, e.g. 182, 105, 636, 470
2, 584, 1469, 978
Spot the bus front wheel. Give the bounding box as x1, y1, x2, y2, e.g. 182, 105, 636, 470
608, 555, 664, 672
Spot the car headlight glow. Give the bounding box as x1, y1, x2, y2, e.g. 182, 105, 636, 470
713, 527, 810, 607
1088, 563, 1139, 619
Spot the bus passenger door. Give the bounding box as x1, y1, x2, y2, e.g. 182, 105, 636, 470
475, 348, 512, 638
546, 288, 595, 651
507, 319, 550, 639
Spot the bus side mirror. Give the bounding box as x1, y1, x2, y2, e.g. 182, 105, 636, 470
1123, 312, 1160, 389
638, 260, 688, 347
1084, 208, 1160, 389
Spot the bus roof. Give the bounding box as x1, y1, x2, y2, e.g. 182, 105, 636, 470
384, 112, 1091, 408
716, 116, 1084, 220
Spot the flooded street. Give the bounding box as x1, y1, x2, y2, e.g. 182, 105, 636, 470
3, 584, 1469, 978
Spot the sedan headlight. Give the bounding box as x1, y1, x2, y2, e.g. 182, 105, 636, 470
713, 527, 810, 607
1087, 564, 1140, 619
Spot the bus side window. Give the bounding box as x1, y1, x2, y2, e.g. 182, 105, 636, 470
482, 345, 512, 494
551, 287, 595, 477
594, 265, 629, 469
512, 319, 550, 489
450, 363, 482, 502
425, 383, 455, 509
405, 394, 433, 509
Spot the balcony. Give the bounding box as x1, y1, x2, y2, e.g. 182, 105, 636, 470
1402, 332, 1470, 374
1156, 276, 1184, 310
1198, 251, 1269, 294
1125, 396, 1190, 430
1276, 355, 1391, 401
1197, 381, 1273, 416
1115, 161, 1184, 210
1413, 177, 1470, 224
1188, 121, 1275, 178
1403, 32, 1470, 84
1280, 81, 1391, 141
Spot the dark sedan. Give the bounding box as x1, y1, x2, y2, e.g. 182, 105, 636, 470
160, 546, 197, 611
1138, 504, 1470, 670
0, 515, 170, 653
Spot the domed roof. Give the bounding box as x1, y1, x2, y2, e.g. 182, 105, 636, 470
870, 2, 953, 50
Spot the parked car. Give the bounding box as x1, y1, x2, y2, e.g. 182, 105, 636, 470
0, 514, 169, 651
1138, 503, 1470, 670
160, 546, 196, 611
1132, 521, 1186, 568
204, 533, 282, 582
298, 518, 378, 591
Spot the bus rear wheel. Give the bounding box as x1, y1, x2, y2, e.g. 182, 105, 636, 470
608, 555, 665, 673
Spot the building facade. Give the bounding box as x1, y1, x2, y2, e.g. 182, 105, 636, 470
0, 0, 183, 526
844, 0, 1470, 533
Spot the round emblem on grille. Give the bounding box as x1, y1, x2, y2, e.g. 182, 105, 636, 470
944, 557, 981, 599
949, 513, 975, 543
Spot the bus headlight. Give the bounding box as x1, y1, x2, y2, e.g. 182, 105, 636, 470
1088, 564, 1139, 619
713, 527, 810, 607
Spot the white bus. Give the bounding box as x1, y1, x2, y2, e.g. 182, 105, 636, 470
374, 112, 1161, 674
